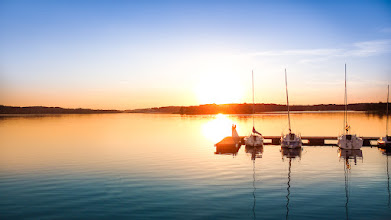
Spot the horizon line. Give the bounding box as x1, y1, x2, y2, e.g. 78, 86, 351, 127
1, 101, 389, 112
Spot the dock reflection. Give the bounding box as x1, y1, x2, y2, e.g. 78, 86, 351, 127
338, 149, 363, 220
281, 147, 302, 220
215, 144, 240, 156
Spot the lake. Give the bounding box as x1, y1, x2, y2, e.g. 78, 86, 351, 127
0, 112, 390, 219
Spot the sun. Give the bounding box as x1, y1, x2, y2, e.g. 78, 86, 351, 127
195, 75, 245, 104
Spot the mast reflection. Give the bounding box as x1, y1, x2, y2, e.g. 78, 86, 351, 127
338, 149, 363, 220
246, 145, 263, 220
379, 148, 391, 208
281, 147, 302, 220
246, 145, 264, 161
252, 158, 256, 220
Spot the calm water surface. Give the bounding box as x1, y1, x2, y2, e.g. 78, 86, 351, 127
1, 112, 390, 219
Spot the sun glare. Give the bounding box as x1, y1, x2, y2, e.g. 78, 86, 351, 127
195, 75, 245, 105
202, 114, 235, 142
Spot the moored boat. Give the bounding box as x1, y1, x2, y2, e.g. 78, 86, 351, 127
378, 85, 391, 148
338, 64, 362, 150
245, 70, 264, 147
280, 69, 302, 149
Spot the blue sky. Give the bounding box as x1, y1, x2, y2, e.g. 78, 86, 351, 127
1, 0, 390, 109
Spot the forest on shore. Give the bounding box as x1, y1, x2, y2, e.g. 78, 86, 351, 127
1, 102, 389, 115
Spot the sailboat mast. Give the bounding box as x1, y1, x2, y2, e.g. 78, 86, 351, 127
344, 64, 348, 135
252, 70, 255, 129
285, 69, 291, 133
387, 84, 389, 136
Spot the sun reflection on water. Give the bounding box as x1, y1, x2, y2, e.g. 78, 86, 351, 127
202, 114, 235, 143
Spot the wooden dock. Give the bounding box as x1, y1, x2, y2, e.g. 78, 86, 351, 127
215, 136, 380, 147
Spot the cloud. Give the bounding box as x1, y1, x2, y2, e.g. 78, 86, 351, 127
248, 39, 391, 63
345, 40, 391, 57
249, 48, 341, 57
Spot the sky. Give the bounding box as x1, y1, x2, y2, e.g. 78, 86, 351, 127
0, 0, 390, 110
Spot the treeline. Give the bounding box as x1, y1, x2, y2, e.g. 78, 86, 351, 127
0, 105, 121, 114
126, 106, 181, 114
1, 102, 389, 115
126, 102, 390, 115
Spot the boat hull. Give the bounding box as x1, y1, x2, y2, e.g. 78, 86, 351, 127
245, 134, 264, 147
338, 134, 363, 149
378, 136, 391, 148
281, 133, 302, 149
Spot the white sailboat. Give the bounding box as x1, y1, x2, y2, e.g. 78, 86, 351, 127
338, 64, 363, 150
281, 69, 302, 148
244, 70, 264, 147
378, 85, 391, 147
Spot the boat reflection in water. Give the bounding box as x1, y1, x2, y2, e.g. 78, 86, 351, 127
245, 145, 264, 161
246, 145, 264, 220
281, 147, 302, 159
338, 149, 363, 220
379, 148, 391, 208
338, 149, 363, 167
281, 147, 302, 220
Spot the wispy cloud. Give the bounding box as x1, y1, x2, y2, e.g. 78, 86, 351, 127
247, 39, 391, 64
345, 40, 391, 57
249, 48, 342, 57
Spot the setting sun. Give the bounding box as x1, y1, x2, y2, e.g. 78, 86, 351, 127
195, 74, 245, 105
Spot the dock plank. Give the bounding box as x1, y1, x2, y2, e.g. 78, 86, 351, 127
215, 136, 380, 147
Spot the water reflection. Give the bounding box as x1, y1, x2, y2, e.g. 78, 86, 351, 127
379, 148, 391, 208
202, 114, 235, 142
338, 149, 363, 167
247, 146, 264, 219
246, 145, 264, 161
2, 113, 391, 219
281, 147, 302, 220
281, 147, 302, 159
252, 158, 257, 220
338, 149, 363, 220
215, 144, 240, 156
388, 153, 390, 208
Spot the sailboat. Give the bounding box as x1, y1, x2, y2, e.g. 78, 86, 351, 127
280, 69, 302, 148
378, 85, 391, 148
244, 70, 264, 147
338, 64, 363, 150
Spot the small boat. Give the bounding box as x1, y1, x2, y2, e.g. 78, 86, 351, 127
338, 64, 363, 150
245, 132, 264, 147
281, 132, 302, 148
280, 69, 302, 148
245, 70, 264, 147
378, 85, 391, 148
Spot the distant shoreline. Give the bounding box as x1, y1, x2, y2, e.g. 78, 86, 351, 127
126, 103, 389, 115
0, 105, 121, 115
2, 103, 388, 115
